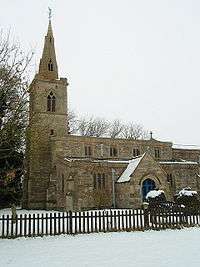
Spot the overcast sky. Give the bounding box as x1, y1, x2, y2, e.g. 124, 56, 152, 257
1, 0, 200, 145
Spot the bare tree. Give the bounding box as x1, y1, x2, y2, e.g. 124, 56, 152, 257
122, 123, 148, 140
68, 110, 78, 134
108, 119, 124, 138
77, 116, 109, 137
68, 111, 149, 140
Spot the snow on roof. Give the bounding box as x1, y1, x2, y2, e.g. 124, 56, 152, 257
173, 144, 200, 150
146, 190, 164, 199
107, 160, 129, 164
64, 158, 130, 164
117, 154, 145, 183
178, 188, 197, 197
160, 161, 198, 165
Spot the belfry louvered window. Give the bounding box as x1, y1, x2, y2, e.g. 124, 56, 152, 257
48, 59, 53, 71
47, 92, 56, 112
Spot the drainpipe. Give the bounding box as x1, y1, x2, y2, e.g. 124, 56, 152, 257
112, 169, 116, 208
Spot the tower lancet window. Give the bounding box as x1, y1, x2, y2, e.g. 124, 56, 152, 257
52, 95, 56, 112
48, 59, 53, 71
47, 92, 56, 112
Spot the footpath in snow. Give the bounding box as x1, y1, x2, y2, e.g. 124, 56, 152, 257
0, 227, 200, 267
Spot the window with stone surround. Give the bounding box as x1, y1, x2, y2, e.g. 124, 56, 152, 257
154, 148, 160, 159
47, 92, 56, 112
51, 96, 56, 112
133, 148, 140, 157
93, 173, 106, 189
85, 146, 92, 157
110, 147, 118, 157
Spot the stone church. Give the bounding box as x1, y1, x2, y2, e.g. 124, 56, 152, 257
22, 19, 200, 211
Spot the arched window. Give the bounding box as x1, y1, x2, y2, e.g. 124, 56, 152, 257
47, 95, 51, 111
47, 92, 56, 112
48, 59, 53, 71
142, 179, 156, 200
52, 96, 56, 112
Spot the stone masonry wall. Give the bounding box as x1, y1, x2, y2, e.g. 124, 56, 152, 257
51, 135, 173, 162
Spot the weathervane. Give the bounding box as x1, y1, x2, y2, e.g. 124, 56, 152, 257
48, 7, 52, 20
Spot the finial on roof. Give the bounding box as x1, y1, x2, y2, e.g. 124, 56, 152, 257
48, 7, 52, 20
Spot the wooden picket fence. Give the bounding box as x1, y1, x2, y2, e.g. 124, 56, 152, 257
0, 208, 200, 238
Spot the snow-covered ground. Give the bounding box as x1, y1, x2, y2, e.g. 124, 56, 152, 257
1, 228, 200, 267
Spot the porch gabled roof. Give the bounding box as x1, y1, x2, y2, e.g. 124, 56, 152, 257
117, 154, 145, 183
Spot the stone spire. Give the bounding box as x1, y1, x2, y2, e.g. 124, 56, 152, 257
38, 16, 58, 80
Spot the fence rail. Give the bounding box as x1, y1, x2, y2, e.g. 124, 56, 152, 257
0, 208, 200, 238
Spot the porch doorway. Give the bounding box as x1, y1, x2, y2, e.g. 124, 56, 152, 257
142, 179, 156, 200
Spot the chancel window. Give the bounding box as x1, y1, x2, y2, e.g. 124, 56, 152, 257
47, 92, 56, 112
133, 148, 140, 157
48, 59, 53, 71
85, 146, 92, 157
93, 173, 106, 189
110, 147, 118, 157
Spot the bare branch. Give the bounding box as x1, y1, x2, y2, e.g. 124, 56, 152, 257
122, 123, 148, 140
108, 119, 124, 138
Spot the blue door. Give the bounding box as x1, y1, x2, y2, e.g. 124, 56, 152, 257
142, 179, 156, 200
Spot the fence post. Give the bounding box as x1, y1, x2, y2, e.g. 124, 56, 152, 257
69, 210, 73, 234
11, 204, 17, 224
143, 202, 149, 230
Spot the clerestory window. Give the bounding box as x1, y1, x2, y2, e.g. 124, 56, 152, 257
110, 147, 118, 157
154, 148, 160, 159
133, 148, 140, 157
85, 146, 92, 157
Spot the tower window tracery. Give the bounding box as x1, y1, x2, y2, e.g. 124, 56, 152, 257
47, 92, 56, 112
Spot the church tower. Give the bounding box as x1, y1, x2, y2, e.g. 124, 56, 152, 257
23, 17, 68, 209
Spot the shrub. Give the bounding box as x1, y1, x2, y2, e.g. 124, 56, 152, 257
146, 189, 166, 205
174, 187, 200, 208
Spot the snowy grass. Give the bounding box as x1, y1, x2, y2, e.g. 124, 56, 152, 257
0, 228, 200, 267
